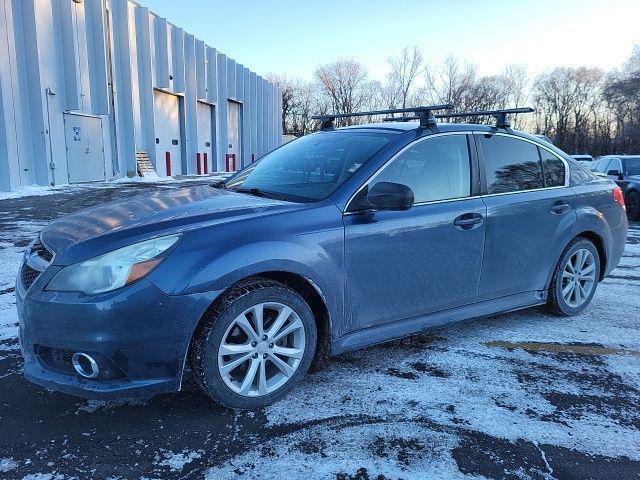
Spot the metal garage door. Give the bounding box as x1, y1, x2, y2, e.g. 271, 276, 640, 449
197, 102, 214, 174
153, 90, 182, 176
64, 113, 105, 183
226, 100, 241, 172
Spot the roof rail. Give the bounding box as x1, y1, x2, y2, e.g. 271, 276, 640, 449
436, 107, 535, 129
311, 104, 454, 131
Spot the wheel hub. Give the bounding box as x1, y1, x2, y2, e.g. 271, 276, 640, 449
217, 302, 306, 397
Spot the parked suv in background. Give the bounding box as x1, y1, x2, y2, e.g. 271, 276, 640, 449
17, 107, 628, 409
590, 155, 640, 219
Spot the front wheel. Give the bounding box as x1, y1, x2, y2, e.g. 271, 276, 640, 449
547, 238, 600, 316
191, 279, 317, 409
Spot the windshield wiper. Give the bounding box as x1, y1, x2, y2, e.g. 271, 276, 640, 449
233, 187, 279, 199
210, 179, 227, 189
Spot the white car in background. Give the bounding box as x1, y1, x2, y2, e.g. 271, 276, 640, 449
571, 154, 594, 166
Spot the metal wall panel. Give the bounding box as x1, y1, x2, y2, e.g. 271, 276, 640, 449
0, 0, 281, 191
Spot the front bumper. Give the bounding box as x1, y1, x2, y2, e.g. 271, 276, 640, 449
17, 268, 221, 400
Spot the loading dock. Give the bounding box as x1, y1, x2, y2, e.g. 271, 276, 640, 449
226, 100, 242, 172
197, 102, 215, 175
153, 90, 182, 176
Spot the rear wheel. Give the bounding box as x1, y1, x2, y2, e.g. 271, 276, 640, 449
625, 190, 640, 220
191, 279, 317, 409
547, 238, 600, 316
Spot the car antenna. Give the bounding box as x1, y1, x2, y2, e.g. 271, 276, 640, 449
311, 104, 455, 132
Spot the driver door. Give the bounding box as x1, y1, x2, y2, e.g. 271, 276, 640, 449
342, 133, 486, 335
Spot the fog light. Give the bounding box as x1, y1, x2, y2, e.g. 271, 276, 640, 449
72, 352, 99, 379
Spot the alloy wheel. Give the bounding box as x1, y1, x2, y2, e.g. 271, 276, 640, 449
217, 302, 306, 397
561, 248, 597, 308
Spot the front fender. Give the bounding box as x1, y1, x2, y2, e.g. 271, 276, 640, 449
147, 204, 344, 322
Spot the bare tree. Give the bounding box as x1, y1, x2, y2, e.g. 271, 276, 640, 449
315, 60, 373, 125
421, 56, 478, 110
387, 46, 425, 110
533, 67, 604, 153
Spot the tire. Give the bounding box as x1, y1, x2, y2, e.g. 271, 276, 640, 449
191, 278, 317, 409
625, 190, 640, 221
547, 238, 600, 316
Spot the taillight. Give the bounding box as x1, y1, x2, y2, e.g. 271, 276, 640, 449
613, 187, 625, 208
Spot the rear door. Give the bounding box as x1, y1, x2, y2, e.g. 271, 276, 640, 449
343, 133, 486, 333
476, 133, 576, 301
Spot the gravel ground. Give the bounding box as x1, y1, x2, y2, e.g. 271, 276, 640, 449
0, 180, 639, 480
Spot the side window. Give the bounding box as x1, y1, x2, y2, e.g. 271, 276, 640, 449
479, 135, 544, 194
538, 148, 566, 187
593, 158, 611, 173
369, 135, 471, 203
608, 159, 622, 173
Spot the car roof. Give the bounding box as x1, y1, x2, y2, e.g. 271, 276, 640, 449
337, 121, 553, 145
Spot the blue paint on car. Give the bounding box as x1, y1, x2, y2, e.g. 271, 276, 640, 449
16, 121, 628, 407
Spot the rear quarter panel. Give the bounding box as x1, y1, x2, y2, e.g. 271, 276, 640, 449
570, 179, 628, 277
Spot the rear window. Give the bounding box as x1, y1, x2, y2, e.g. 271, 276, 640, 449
539, 148, 566, 187
478, 135, 544, 194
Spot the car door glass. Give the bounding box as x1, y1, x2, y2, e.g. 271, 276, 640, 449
538, 147, 566, 187
368, 135, 471, 203
593, 158, 611, 173
608, 159, 622, 173
479, 135, 544, 194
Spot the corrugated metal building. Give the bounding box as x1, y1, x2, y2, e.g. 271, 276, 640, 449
0, 0, 282, 192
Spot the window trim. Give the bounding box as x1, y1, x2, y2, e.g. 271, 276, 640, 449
344, 131, 474, 213
476, 132, 570, 198
344, 131, 570, 214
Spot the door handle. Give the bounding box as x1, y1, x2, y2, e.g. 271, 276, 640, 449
454, 213, 483, 230
550, 202, 570, 214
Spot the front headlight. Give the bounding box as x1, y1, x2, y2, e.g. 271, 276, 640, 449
46, 235, 180, 294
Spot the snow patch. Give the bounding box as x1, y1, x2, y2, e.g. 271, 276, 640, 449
0, 458, 18, 472
156, 449, 203, 472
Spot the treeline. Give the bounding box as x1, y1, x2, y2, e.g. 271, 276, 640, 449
268, 45, 640, 156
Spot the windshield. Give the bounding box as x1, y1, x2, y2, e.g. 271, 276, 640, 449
225, 131, 397, 202
625, 157, 640, 175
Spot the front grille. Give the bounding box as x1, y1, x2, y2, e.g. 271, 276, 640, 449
20, 263, 41, 289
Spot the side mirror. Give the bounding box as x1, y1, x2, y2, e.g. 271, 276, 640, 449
607, 169, 623, 179
367, 182, 414, 211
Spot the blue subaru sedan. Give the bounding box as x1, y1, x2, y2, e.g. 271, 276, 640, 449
17, 109, 628, 409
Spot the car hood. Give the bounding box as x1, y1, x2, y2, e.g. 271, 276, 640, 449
41, 185, 298, 264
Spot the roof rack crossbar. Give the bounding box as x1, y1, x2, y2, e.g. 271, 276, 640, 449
435, 107, 535, 129
311, 104, 454, 130
382, 116, 420, 122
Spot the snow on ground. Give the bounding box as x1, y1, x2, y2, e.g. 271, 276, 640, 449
0, 183, 639, 479
0, 173, 230, 201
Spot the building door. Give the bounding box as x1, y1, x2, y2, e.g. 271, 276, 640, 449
226, 100, 241, 171
64, 113, 105, 183
197, 102, 214, 174
153, 90, 182, 176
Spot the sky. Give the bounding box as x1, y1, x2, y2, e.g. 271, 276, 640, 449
141, 0, 640, 81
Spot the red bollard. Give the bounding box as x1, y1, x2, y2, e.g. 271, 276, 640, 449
165, 152, 171, 176
203, 153, 208, 174
225, 154, 230, 172
196, 153, 202, 175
